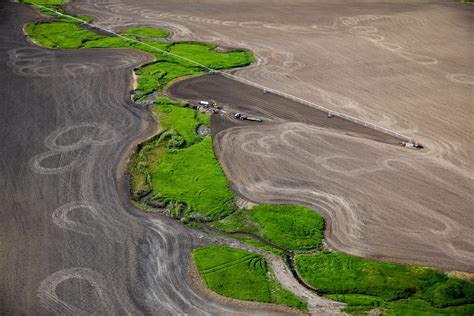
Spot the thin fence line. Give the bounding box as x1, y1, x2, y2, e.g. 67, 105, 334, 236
33, 4, 413, 142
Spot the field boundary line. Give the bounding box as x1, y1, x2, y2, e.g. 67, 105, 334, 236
32, 4, 413, 142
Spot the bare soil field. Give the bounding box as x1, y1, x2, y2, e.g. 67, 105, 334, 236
68, 0, 474, 271
1, 3, 293, 314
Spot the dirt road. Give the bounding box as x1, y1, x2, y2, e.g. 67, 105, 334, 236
0, 3, 293, 314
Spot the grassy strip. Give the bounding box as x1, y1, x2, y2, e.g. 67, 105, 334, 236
150, 136, 234, 218
296, 251, 474, 314
26, 22, 104, 48
192, 246, 307, 310
328, 294, 474, 315
384, 298, 474, 315
152, 97, 208, 146
122, 27, 170, 38
135, 57, 198, 97
20, 0, 63, 4
130, 97, 234, 218
24, 20, 253, 99
211, 204, 324, 251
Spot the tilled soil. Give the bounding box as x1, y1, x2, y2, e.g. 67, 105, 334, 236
0, 3, 299, 315
69, 0, 474, 272
170, 74, 474, 272
168, 74, 402, 145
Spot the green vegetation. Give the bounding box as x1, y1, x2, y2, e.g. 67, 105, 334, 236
296, 251, 474, 315
168, 42, 252, 69
211, 204, 324, 251
150, 137, 235, 217
385, 298, 474, 315
134, 58, 198, 98
122, 27, 170, 38
20, 0, 63, 5
234, 236, 286, 257
24, 18, 253, 99
326, 294, 474, 315
152, 97, 208, 146
130, 97, 234, 218
192, 246, 306, 310
26, 22, 104, 48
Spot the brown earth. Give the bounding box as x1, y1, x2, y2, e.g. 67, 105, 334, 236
2, 3, 312, 315
170, 73, 474, 272
68, 0, 474, 272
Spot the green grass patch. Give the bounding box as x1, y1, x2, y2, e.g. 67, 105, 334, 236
82, 36, 135, 48
385, 298, 474, 315
130, 97, 234, 218
296, 251, 474, 314
326, 294, 385, 314
25, 22, 104, 48
150, 137, 234, 217
192, 246, 306, 310
327, 294, 474, 315
20, 0, 63, 4
129, 136, 164, 199
168, 42, 254, 69
152, 97, 208, 146
135, 60, 199, 96
24, 18, 253, 98
122, 27, 170, 38
211, 204, 324, 251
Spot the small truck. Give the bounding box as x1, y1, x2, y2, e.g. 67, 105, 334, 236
234, 112, 263, 122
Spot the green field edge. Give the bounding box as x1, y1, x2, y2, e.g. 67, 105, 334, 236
192, 246, 308, 311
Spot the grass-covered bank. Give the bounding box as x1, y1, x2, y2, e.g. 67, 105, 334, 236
20, 0, 63, 5
192, 246, 307, 311
130, 97, 235, 218
296, 251, 474, 315
122, 27, 170, 38
211, 204, 325, 251
23, 12, 253, 100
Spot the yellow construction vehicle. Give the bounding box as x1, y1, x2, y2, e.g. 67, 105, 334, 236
210, 99, 220, 109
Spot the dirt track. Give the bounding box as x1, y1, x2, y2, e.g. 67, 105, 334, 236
0, 3, 300, 314
68, 0, 474, 271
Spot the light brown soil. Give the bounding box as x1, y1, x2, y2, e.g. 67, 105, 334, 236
69, 0, 474, 272
446, 271, 474, 283
170, 73, 474, 272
